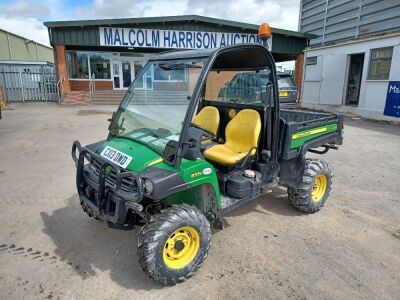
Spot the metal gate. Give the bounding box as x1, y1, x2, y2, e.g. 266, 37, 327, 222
0, 64, 59, 102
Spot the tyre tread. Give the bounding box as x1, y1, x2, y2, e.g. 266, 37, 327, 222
287, 159, 333, 213
137, 204, 211, 285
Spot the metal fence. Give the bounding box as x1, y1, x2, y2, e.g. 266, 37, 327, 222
0, 64, 59, 102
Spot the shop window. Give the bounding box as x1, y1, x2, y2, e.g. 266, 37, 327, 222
367, 47, 393, 80
67, 51, 89, 79
89, 53, 111, 79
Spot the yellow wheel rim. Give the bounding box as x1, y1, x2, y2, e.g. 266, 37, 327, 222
162, 226, 200, 269
312, 174, 327, 202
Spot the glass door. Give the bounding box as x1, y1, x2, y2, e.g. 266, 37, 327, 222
112, 58, 121, 89
112, 57, 135, 89
133, 60, 151, 90
112, 57, 151, 90
121, 59, 132, 88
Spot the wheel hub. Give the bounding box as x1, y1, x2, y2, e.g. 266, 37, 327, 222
312, 174, 327, 202
174, 240, 185, 252
163, 226, 200, 269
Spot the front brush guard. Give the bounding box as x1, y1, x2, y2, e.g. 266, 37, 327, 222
72, 140, 143, 224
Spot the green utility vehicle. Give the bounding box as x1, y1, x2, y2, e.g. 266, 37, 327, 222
72, 43, 343, 285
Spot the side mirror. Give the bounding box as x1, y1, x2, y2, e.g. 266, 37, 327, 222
163, 140, 179, 163
182, 127, 202, 161
108, 111, 116, 131
107, 111, 115, 123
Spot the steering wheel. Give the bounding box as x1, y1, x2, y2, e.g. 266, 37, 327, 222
190, 123, 215, 140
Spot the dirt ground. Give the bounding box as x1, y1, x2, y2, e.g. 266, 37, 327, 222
0, 103, 399, 299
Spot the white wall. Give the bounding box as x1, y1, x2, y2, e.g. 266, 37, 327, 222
301, 33, 400, 121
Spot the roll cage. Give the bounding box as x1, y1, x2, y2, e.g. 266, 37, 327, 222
112, 43, 280, 169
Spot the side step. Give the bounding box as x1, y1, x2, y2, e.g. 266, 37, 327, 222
262, 178, 279, 189
220, 194, 258, 215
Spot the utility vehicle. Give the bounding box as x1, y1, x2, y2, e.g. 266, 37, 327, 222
277, 71, 298, 107
72, 35, 343, 285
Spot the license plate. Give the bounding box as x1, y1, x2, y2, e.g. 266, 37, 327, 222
279, 91, 288, 97
100, 146, 132, 169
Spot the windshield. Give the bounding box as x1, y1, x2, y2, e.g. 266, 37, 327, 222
112, 58, 207, 154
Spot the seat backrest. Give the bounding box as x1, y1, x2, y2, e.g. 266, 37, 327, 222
225, 109, 261, 153
192, 106, 220, 136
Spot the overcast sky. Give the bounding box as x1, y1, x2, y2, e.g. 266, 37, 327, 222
0, 0, 301, 46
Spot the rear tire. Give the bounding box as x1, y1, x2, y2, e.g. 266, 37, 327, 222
287, 160, 332, 213
138, 204, 211, 285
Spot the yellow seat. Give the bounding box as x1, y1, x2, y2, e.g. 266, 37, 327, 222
204, 109, 261, 166
192, 106, 220, 143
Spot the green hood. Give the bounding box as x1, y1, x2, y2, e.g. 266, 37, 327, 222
97, 137, 163, 172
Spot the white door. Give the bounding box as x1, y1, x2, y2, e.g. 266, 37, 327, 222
120, 59, 134, 89
319, 54, 347, 105
302, 55, 323, 104
112, 58, 122, 89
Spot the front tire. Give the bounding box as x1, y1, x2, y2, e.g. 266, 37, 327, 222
287, 160, 332, 213
137, 204, 212, 285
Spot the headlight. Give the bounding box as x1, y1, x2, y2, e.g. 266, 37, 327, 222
143, 178, 154, 195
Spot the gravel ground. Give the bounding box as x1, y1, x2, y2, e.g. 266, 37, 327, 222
0, 103, 399, 299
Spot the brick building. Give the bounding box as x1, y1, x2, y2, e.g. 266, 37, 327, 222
44, 15, 313, 104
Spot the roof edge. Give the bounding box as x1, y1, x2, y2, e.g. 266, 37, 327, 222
43, 14, 315, 39
0, 28, 52, 49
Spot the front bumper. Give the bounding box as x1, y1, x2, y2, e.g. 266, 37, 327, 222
72, 140, 143, 225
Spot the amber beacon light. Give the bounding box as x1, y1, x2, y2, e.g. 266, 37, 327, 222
258, 22, 272, 49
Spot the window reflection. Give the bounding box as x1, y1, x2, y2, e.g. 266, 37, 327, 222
67, 51, 89, 79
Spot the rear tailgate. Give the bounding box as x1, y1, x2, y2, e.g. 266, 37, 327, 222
280, 110, 343, 160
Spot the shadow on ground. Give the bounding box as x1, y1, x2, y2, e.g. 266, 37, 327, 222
225, 187, 304, 219
40, 188, 302, 289
40, 196, 163, 291
343, 116, 400, 136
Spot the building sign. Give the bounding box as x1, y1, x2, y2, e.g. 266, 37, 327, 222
99, 27, 270, 49
384, 82, 400, 118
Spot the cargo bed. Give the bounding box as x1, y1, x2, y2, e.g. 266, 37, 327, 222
280, 109, 343, 160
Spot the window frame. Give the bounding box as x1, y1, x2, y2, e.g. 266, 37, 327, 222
305, 56, 318, 65
367, 46, 393, 81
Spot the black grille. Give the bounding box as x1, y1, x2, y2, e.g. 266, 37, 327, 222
88, 159, 136, 193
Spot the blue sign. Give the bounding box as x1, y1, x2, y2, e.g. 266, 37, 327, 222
99, 27, 270, 50
384, 82, 400, 118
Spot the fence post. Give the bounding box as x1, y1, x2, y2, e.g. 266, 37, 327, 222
0, 69, 5, 104
19, 67, 24, 103
42, 66, 48, 103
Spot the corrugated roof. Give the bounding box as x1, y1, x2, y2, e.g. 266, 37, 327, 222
44, 14, 315, 39
0, 28, 52, 49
